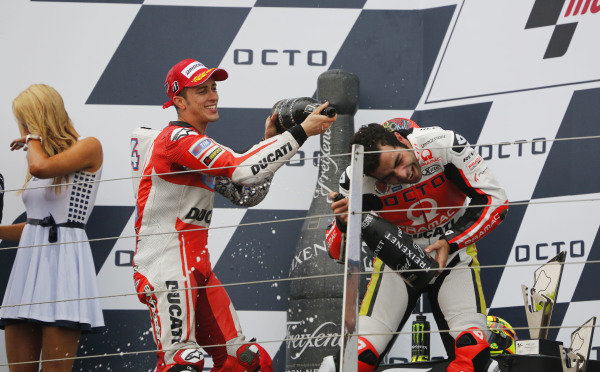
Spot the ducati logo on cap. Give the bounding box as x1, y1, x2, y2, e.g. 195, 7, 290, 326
172, 81, 179, 94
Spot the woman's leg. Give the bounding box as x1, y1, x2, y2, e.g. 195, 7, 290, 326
5, 322, 42, 372
40, 326, 81, 372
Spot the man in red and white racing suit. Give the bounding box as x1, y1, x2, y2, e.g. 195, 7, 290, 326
324, 119, 508, 371
132, 58, 336, 372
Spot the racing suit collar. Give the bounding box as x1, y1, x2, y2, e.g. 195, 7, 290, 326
169, 121, 194, 128
397, 127, 415, 139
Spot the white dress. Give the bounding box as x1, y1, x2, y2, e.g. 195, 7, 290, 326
0, 168, 105, 331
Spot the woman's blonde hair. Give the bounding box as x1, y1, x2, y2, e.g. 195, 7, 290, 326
12, 84, 78, 190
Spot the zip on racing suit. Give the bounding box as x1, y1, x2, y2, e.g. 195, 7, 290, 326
325, 126, 508, 370
132, 121, 308, 371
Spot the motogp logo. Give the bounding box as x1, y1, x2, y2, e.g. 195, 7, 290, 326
525, 0, 599, 58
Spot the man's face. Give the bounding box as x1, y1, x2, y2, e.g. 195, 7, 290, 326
178, 77, 219, 124
369, 144, 422, 185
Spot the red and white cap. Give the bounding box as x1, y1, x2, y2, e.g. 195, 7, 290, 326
162, 59, 228, 109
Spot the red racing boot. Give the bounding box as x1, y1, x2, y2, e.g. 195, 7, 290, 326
447, 328, 499, 372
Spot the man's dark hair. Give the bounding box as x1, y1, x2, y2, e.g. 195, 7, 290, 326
350, 123, 409, 175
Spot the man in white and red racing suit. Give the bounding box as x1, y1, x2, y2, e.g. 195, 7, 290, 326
324, 119, 508, 371
132, 58, 336, 372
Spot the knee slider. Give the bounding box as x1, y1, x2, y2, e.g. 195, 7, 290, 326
235, 342, 272, 372
237, 344, 259, 369
358, 336, 379, 372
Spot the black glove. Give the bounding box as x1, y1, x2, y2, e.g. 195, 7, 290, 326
331, 193, 383, 233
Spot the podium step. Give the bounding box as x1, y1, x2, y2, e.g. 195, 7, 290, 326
376, 354, 600, 371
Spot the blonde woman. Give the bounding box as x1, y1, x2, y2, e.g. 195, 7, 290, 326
0, 84, 104, 371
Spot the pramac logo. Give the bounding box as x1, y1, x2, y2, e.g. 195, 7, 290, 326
407, 198, 439, 226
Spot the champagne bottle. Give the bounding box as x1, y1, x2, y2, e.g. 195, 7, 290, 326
271, 97, 336, 132
332, 194, 438, 291
360, 212, 438, 291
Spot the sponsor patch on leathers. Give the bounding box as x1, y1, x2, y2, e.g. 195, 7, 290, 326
201, 147, 224, 166
189, 138, 213, 158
